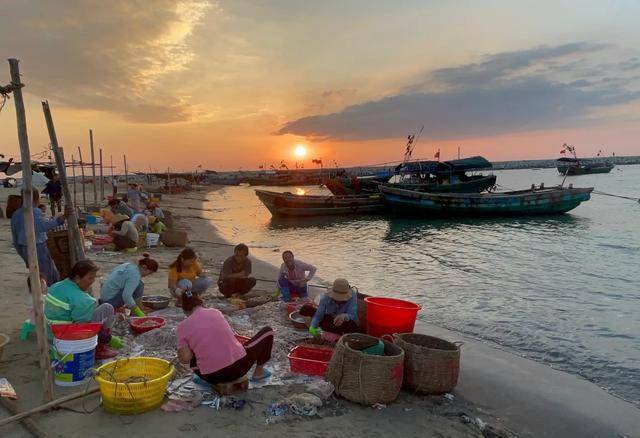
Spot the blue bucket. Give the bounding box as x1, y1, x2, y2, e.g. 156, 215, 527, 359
52, 335, 98, 386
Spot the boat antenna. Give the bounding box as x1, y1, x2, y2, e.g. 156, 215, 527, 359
402, 125, 424, 163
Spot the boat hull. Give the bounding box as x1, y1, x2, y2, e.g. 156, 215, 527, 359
556, 164, 614, 175
255, 190, 384, 217
380, 185, 593, 217
386, 174, 497, 193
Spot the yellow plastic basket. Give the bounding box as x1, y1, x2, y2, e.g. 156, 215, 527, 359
95, 357, 174, 415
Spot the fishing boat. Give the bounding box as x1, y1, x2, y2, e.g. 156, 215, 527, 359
556, 144, 614, 175
556, 157, 614, 175
326, 156, 496, 195
255, 189, 384, 217
380, 184, 593, 217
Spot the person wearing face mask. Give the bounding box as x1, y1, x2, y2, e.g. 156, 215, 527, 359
44, 260, 123, 359
99, 253, 159, 317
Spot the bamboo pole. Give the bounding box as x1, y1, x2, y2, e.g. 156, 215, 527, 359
0, 387, 100, 428
124, 154, 129, 186
99, 148, 104, 201
89, 129, 97, 206
71, 155, 77, 206
77, 147, 86, 210
110, 154, 115, 197
8, 58, 54, 402
42, 101, 86, 265
0, 398, 49, 438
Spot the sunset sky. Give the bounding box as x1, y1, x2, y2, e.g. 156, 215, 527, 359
1, 0, 640, 172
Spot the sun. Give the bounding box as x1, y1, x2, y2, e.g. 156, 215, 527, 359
294, 144, 307, 158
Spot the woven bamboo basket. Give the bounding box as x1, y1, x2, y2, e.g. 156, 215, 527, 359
160, 230, 188, 247
326, 333, 404, 405
393, 333, 461, 394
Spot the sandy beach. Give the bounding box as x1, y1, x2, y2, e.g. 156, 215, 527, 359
0, 188, 638, 438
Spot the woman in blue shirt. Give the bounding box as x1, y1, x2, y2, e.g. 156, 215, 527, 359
299, 278, 359, 335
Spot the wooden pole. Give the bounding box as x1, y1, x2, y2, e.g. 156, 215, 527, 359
42, 101, 86, 265
99, 148, 104, 201
8, 58, 55, 402
71, 155, 77, 206
124, 154, 129, 186
0, 398, 49, 438
110, 154, 115, 197
89, 129, 97, 206
77, 146, 86, 210
0, 387, 100, 428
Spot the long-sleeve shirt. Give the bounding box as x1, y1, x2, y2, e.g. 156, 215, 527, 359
11, 205, 64, 246
115, 201, 134, 217
311, 292, 358, 329
44, 278, 97, 324
279, 260, 316, 282
100, 263, 142, 308
42, 180, 62, 198
113, 220, 139, 243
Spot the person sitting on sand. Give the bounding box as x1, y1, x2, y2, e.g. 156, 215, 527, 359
45, 260, 123, 359
99, 253, 159, 317
111, 214, 146, 250
177, 290, 273, 384
148, 216, 166, 234
217, 243, 257, 298
108, 198, 133, 218
169, 248, 214, 303
277, 250, 316, 302
299, 278, 359, 336
146, 202, 165, 221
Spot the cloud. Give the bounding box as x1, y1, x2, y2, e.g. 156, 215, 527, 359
0, 0, 212, 123
278, 43, 640, 140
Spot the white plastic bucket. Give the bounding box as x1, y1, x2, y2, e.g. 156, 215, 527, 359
146, 232, 160, 247
52, 335, 98, 386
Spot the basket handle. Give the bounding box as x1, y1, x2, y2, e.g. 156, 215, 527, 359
380, 334, 395, 343
453, 341, 464, 349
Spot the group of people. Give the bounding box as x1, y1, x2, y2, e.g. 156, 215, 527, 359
11, 185, 359, 387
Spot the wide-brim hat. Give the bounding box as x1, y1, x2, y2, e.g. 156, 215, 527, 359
328, 278, 352, 301
111, 213, 130, 224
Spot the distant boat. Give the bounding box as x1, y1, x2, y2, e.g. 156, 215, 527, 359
255, 189, 384, 217
326, 156, 496, 195
380, 184, 593, 217
556, 157, 614, 175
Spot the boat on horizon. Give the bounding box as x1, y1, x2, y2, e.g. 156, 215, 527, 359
380, 184, 593, 217
556, 144, 614, 175
254, 189, 384, 217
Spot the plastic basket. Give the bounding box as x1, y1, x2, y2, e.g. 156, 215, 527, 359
95, 357, 174, 415
129, 317, 165, 334
287, 345, 334, 377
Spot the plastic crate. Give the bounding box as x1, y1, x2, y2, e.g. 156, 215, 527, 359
287, 345, 334, 377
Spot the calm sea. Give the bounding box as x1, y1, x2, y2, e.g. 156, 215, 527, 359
206, 165, 640, 405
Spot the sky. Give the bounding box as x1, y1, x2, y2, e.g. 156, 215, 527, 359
1, 0, 640, 172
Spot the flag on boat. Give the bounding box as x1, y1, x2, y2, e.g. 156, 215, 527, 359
434, 149, 440, 159
560, 149, 566, 154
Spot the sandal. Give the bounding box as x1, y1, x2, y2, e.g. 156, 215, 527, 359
250, 369, 272, 382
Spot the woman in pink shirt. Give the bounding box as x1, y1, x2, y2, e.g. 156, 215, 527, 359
176, 291, 273, 383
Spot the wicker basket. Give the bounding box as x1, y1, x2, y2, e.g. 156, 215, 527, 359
326, 333, 404, 405
393, 333, 461, 394
160, 230, 188, 247
95, 357, 174, 415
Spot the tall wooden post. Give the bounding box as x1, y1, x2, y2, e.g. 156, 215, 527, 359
89, 129, 97, 206
42, 101, 86, 265
124, 155, 129, 186
110, 154, 115, 197
8, 58, 54, 402
71, 155, 77, 206
77, 147, 86, 210
99, 148, 104, 201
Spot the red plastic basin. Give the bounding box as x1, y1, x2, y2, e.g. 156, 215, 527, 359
51, 323, 102, 341
288, 345, 334, 377
364, 297, 422, 338
129, 316, 165, 334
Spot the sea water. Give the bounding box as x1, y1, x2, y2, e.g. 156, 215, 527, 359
206, 165, 640, 405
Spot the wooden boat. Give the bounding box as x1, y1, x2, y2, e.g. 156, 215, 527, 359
380, 184, 593, 217
255, 189, 384, 217
556, 157, 614, 175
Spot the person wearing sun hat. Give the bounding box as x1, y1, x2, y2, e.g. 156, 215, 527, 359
299, 278, 359, 336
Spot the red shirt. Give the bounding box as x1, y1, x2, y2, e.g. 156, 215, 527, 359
177, 307, 246, 374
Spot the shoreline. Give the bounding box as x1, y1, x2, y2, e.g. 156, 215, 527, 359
0, 188, 638, 437
193, 188, 640, 437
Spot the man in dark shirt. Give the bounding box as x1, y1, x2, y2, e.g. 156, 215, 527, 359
42, 174, 62, 216
218, 243, 256, 298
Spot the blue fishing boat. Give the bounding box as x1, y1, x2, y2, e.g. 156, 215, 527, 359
380, 184, 593, 217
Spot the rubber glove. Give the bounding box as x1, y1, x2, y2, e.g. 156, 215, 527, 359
309, 326, 322, 337
131, 306, 145, 317
108, 335, 124, 349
